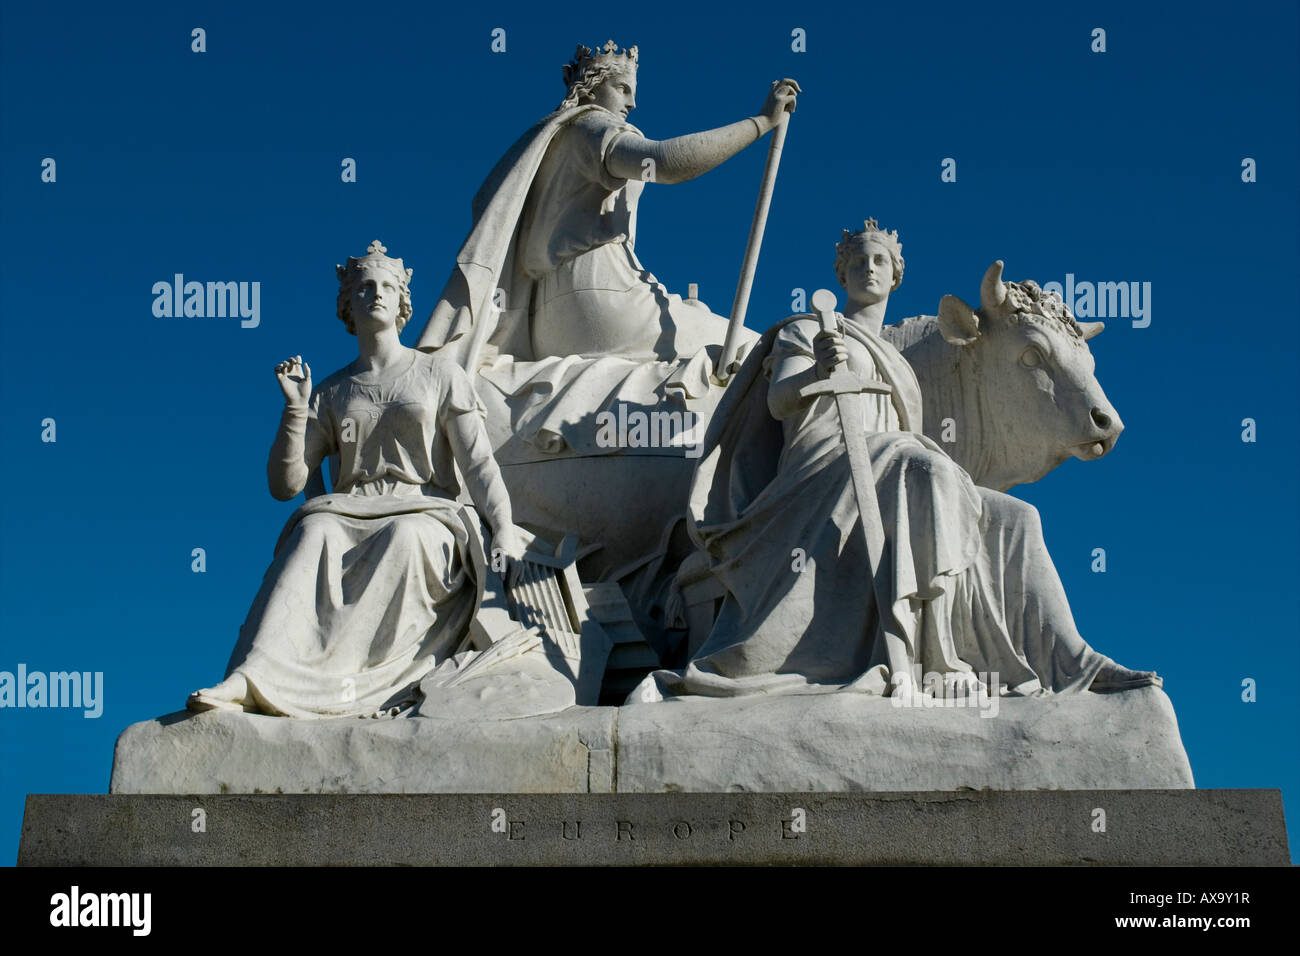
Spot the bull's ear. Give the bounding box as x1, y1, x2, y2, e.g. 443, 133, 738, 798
1078, 321, 1104, 341
938, 295, 981, 346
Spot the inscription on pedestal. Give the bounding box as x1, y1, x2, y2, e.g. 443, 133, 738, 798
20, 790, 1290, 867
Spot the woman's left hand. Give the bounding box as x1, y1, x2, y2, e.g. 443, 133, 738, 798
493, 524, 534, 588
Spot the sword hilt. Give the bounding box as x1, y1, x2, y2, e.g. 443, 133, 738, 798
801, 288, 892, 400
811, 288, 839, 335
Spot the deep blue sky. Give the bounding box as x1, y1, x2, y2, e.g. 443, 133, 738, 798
2, 0, 1297, 864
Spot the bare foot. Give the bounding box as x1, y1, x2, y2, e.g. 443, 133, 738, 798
1089, 658, 1162, 692
943, 671, 987, 699
888, 671, 932, 704
187, 673, 256, 713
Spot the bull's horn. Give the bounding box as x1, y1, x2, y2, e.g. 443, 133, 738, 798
938, 294, 981, 346
1078, 321, 1105, 341
979, 260, 1007, 314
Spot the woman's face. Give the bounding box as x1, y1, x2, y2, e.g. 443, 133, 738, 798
592, 71, 637, 118
349, 264, 401, 332
842, 239, 895, 307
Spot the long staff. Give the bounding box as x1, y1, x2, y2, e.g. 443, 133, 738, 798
716, 101, 793, 383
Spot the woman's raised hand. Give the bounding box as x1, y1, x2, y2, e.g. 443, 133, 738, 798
276, 355, 312, 408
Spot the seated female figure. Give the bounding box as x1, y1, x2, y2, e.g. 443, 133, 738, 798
188, 241, 526, 718
637, 221, 1159, 700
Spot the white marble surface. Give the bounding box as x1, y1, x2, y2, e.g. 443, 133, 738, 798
113, 686, 1191, 794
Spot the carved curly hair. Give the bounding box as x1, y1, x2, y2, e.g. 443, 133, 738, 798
559, 61, 636, 110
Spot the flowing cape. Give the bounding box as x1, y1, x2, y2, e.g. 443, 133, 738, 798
416, 104, 605, 365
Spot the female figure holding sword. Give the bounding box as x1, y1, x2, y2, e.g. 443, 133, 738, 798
636, 220, 1161, 700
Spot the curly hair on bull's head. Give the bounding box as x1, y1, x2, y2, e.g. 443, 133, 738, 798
835, 218, 904, 292
980, 264, 1086, 343
559, 41, 639, 110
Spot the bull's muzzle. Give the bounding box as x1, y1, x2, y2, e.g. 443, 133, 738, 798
1072, 406, 1123, 460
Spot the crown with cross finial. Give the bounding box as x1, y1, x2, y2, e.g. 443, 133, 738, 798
336, 239, 413, 287
334, 240, 414, 334
563, 40, 639, 89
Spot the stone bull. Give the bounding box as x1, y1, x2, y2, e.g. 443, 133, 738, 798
465, 262, 1125, 680
880, 261, 1123, 492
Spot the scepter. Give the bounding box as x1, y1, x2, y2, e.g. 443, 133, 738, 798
715, 83, 798, 384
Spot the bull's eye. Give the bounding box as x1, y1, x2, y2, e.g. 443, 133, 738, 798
1020, 346, 1045, 369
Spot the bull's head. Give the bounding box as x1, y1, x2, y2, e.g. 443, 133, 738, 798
936, 261, 1123, 490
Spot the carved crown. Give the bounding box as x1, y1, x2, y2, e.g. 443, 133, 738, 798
563, 40, 639, 88
336, 239, 413, 287
839, 218, 902, 259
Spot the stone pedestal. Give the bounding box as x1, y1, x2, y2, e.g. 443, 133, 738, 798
26, 687, 1281, 866
110, 686, 1193, 794
19, 790, 1289, 866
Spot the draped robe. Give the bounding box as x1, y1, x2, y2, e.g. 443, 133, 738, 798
223, 353, 488, 718
416, 104, 738, 461
635, 313, 1131, 700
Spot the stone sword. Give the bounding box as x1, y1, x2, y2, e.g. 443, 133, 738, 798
800, 288, 912, 688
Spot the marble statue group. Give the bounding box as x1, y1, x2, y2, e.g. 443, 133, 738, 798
187, 40, 1160, 722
